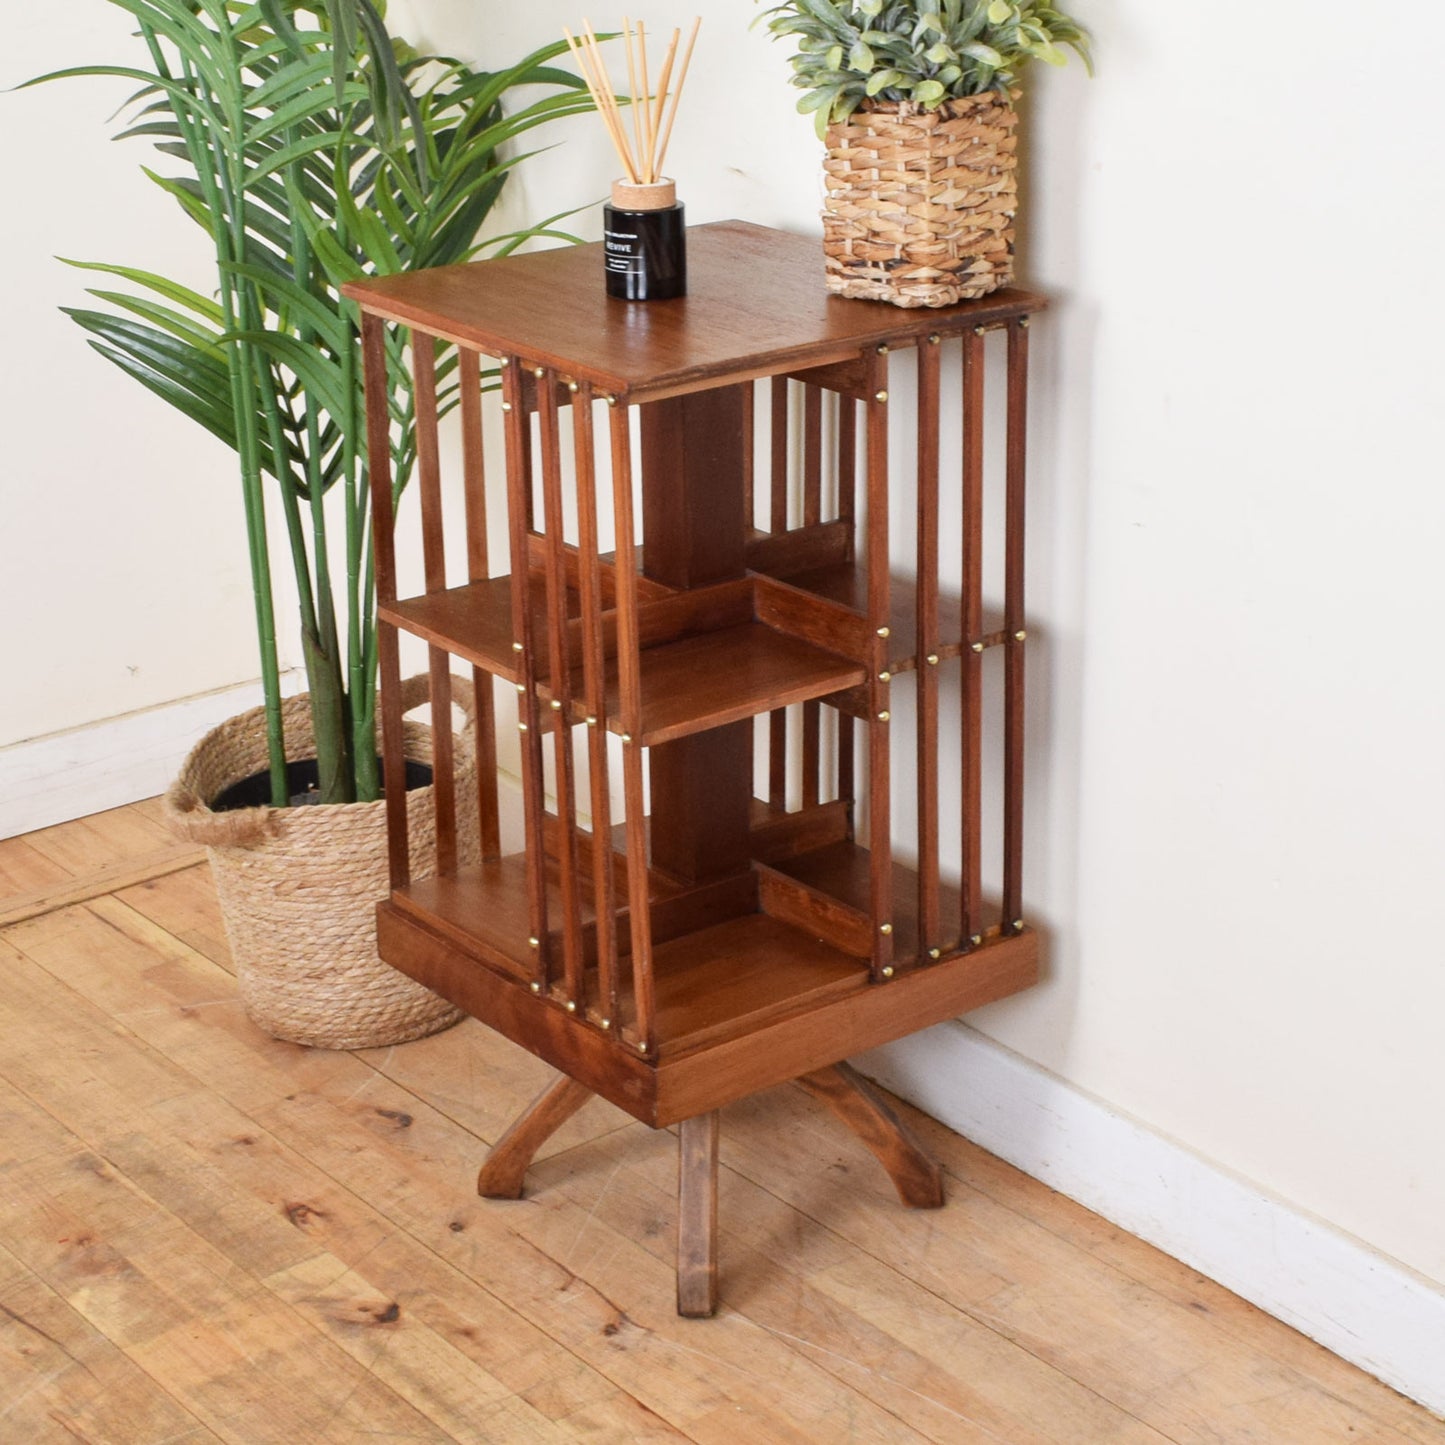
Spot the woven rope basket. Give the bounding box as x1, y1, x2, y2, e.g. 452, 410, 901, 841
822, 92, 1019, 308
163, 675, 477, 1049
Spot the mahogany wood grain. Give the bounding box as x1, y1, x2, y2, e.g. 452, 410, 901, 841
476, 1074, 594, 1200
752, 574, 873, 663
598, 623, 864, 748
745, 521, 852, 578
755, 862, 871, 958
676, 1113, 720, 1318
768, 374, 790, 812
573, 383, 620, 1022
343, 223, 1046, 404
413, 332, 458, 875
803, 383, 822, 528
865, 351, 893, 981
1004, 320, 1029, 932
536, 371, 584, 1002
610, 401, 655, 1052
459, 347, 501, 858
501, 356, 550, 988
361, 313, 410, 889
795, 1063, 944, 1209
916, 336, 942, 956
747, 798, 851, 864
961, 327, 986, 946
838, 393, 858, 551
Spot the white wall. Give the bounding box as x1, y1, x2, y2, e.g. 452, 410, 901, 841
5, 0, 1443, 1401
2, 8, 293, 749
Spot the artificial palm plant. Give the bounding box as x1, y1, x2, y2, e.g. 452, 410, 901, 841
32, 0, 591, 806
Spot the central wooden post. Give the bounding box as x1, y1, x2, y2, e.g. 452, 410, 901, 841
640, 385, 752, 885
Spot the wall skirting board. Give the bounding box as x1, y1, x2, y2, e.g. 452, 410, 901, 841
0, 676, 301, 839
858, 1022, 1445, 1418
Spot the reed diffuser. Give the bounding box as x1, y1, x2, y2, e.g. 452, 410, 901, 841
565, 18, 700, 301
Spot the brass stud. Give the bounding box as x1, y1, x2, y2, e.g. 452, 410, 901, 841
971, 933, 983, 947
567, 381, 580, 393
512, 641, 524, 653
528, 936, 540, 949
601, 1018, 611, 1030
974, 325, 987, 336
875, 390, 889, 404
1015, 629, 1027, 642
501, 401, 513, 412
565, 1000, 577, 1014
586, 715, 598, 727
877, 626, 891, 639
550, 699, 562, 711
878, 710, 890, 722
515, 683, 526, 694
880, 923, 893, 936
1019, 317, 1031, 329
533, 366, 545, 378
926, 653, 940, 666
928, 333, 941, 345
1013, 919, 1025, 933
877, 343, 889, 355
638, 1041, 648, 1054
929, 948, 941, 960
881, 965, 895, 979
605, 395, 618, 407
529, 981, 541, 994
620, 731, 632, 743
518, 721, 529, 732
878, 671, 891, 683
972, 641, 985, 654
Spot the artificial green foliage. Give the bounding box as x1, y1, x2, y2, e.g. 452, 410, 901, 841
756, 0, 1091, 137
29, 1, 591, 806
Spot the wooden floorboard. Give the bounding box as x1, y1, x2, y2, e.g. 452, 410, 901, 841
1, 800, 1440, 1444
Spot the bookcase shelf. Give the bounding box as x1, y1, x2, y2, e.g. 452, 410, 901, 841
346, 221, 1046, 1315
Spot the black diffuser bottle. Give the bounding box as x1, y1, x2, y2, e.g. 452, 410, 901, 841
603, 179, 686, 301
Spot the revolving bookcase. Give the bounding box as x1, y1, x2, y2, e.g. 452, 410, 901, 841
345, 222, 1043, 1315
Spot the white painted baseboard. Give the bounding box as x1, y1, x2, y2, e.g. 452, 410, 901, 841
0, 676, 301, 839
856, 1021, 1445, 1419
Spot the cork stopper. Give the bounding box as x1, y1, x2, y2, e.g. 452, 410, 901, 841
611, 177, 677, 211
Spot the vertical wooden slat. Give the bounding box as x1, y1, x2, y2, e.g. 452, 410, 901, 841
960, 328, 985, 948
362, 313, 409, 889
800, 381, 824, 809
412, 333, 457, 876
836, 391, 858, 815
803, 383, 822, 527
536, 371, 584, 1004
865, 352, 893, 981
1003, 319, 1029, 933
802, 703, 821, 809
768, 375, 790, 810
572, 383, 619, 1025
916, 337, 942, 958
838, 393, 858, 560
500, 357, 550, 988
609, 399, 655, 1055
741, 378, 755, 531
459, 348, 500, 859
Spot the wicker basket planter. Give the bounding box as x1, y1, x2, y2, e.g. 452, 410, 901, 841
822, 92, 1019, 309
163, 676, 476, 1049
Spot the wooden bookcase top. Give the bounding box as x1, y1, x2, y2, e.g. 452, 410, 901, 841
344, 220, 1046, 399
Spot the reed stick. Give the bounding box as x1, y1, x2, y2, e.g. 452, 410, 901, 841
566, 16, 700, 187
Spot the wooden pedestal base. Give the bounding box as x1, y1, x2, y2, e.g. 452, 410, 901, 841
477, 1062, 944, 1316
